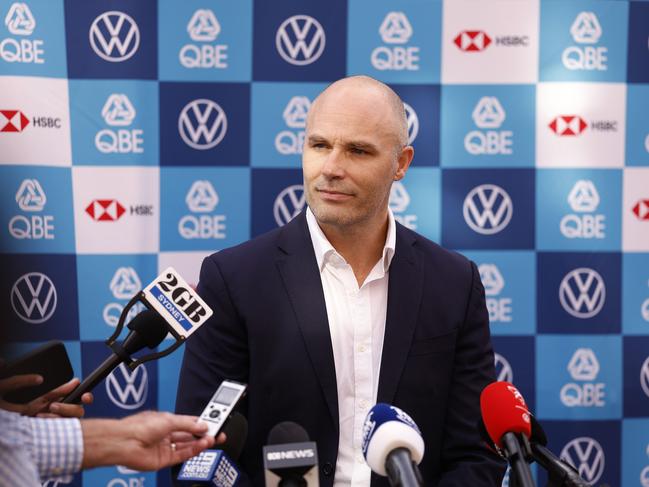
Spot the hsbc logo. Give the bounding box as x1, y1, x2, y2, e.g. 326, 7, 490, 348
462, 184, 513, 235
549, 116, 587, 136
16, 178, 45, 211
632, 199, 649, 221
85, 199, 126, 221
494, 353, 513, 383
564, 12, 607, 71
106, 363, 148, 410
274, 184, 305, 227
479, 263, 512, 323
454, 31, 491, 52
559, 268, 606, 319
180, 9, 228, 69
10, 179, 55, 240
275, 96, 310, 155
5, 2, 34, 35
641, 357, 649, 399
403, 103, 418, 144
178, 99, 227, 150
90, 11, 140, 62
465, 97, 512, 156
389, 181, 417, 230
560, 437, 605, 484
275, 15, 326, 66
11, 272, 57, 323
0, 110, 29, 132
102, 94, 135, 126
110, 267, 141, 300
372, 12, 418, 71
179, 180, 226, 240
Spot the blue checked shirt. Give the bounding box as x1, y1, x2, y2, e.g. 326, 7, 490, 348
0, 408, 83, 487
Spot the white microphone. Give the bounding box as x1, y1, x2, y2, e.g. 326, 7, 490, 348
361, 403, 424, 486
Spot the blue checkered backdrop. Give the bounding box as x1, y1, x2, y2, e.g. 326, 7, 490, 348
1, 0, 649, 485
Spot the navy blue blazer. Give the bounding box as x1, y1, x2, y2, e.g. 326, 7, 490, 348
175, 210, 505, 486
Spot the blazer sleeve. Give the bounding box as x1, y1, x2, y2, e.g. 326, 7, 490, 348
437, 260, 507, 486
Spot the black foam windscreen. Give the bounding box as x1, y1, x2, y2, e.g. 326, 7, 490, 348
529, 415, 548, 446
267, 421, 310, 445
221, 411, 248, 460
124, 309, 169, 351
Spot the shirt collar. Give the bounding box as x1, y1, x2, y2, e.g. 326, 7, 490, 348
306, 206, 396, 273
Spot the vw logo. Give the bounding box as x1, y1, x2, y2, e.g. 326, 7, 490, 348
642, 465, 649, 487
463, 184, 513, 235
403, 102, 418, 144
106, 363, 148, 410
641, 357, 649, 399
560, 437, 605, 484
274, 185, 305, 227
275, 15, 326, 66
178, 99, 228, 150
494, 353, 513, 383
11, 272, 57, 324
89, 11, 140, 62
641, 297, 649, 322
559, 268, 606, 319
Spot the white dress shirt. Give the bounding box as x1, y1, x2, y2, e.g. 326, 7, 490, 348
306, 207, 396, 487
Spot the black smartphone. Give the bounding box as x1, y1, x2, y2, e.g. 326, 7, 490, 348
0, 341, 74, 404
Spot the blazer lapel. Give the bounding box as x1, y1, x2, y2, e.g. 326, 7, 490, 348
377, 225, 424, 405
275, 212, 339, 431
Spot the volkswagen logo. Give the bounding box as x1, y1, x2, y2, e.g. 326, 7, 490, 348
641, 357, 649, 399
463, 184, 513, 235
11, 272, 57, 324
559, 268, 606, 319
494, 353, 513, 383
403, 102, 418, 144
275, 15, 326, 66
274, 185, 305, 227
560, 437, 605, 484
106, 363, 148, 410
178, 99, 228, 150
89, 11, 140, 62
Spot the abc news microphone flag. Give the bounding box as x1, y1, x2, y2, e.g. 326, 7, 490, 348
1, 0, 649, 485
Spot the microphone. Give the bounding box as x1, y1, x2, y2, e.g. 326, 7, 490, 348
64, 267, 213, 404
480, 382, 535, 487
263, 421, 319, 487
361, 403, 424, 487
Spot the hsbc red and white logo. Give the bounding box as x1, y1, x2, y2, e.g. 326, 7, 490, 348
0, 109, 61, 132
632, 199, 649, 221
549, 115, 617, 136
85, 199, 126, 221
453, 30, 528, 52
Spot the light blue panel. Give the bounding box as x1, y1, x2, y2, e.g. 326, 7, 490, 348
536, 335, 622, 420
158, 0, 252, 81
626, 84, 649, 167
536, 169, 622, 251
347, 0, 441, 83
393, 167, 440, 243
440, 85, 535, 167
69, 80, 159, 165
622, 419, 649, 487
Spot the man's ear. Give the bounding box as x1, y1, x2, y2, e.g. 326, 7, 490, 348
394, 145, 414, 181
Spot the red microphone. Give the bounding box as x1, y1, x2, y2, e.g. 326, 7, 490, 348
480, 381, 535, 487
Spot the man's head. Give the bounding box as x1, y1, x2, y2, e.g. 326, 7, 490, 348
302, 76, 414, 232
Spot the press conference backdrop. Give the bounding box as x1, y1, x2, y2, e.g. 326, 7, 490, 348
1, 0, 649, 485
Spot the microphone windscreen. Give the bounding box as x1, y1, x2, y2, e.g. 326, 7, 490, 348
529, 414, 547, 446
125, 309, 169, 350
267, 421, 310, 445
221, 411, 248, 461
480, 381, 531, 449
361, 403, 424, 477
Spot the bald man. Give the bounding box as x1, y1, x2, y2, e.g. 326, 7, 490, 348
175, 76, 505, 486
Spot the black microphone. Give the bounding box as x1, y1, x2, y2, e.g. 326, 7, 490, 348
63, 310, 168, 403
263, 421, 319, 487
528, 416, 590, 487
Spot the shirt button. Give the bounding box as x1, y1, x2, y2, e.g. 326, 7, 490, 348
359, 399, 368, 409
358, 345, 366, 353
356, 454, 365, 464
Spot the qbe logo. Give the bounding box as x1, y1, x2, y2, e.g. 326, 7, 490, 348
389, 181, 417, 230
89, 11, 140, 62
95, 94, 143, 154
560, 180, 606, 239
453, 29, 528, 52
559, 268, 606, 319
1, 2, 44, 64
274, 184, 305, 227
462, 184, 513, 235
178, 180, 226, 240
464, 97, 512, 156
10, 272, 57, 323
548, 114, 617, 136
560, 437, 605, 484
180, 9, 228, 69
102, 267, 146, 328
563, 12, 607, 71
371, 12, 419, 71
560, 348, 606, 408
479, 264, 512, 323
178, 99, 227, 150
1, 109, 61, 133
403, 102, 418, 145
106, 362, 148, 410
275, 15, 325, 66
494, 353, 513, 383
9, 179, 55, 240
275, 96, 310, 155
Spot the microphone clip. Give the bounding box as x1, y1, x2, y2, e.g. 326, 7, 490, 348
108, 292, 186, 371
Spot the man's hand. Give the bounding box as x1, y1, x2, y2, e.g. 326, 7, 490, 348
82, 411, 223, 471
0, 375, 93, 418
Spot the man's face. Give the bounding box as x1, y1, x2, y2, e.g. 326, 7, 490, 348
302, 88, 405, 230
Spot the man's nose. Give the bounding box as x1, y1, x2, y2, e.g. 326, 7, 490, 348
321, 148, 345, 178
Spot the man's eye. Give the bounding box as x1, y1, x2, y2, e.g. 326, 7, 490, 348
312, 143, 327, 149
350, 147, 366, 155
